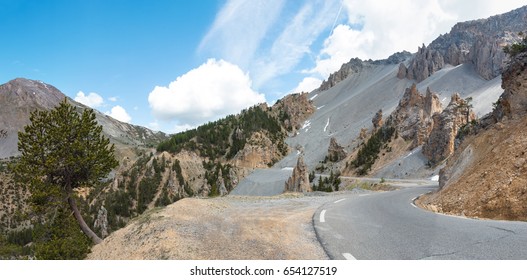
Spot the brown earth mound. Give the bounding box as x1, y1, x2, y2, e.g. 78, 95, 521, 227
417, 115, 527, 221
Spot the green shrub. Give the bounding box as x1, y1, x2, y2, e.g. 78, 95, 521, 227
503, 32, 527, 57
33, 207, 91, 260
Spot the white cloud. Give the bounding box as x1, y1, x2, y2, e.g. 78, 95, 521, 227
108, 96, 118, 102
148, 58, 266, 126
341, 0, 457, 59
307, 24, 375, 78
172, 124, 195, 134
293, 77, 322, 93
106, 105, 132, 123
74, 91, 104, 108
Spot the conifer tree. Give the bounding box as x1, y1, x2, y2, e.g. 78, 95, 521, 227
14, 99, 118, 245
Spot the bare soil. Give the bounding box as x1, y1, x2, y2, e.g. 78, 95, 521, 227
417, 115, 527, 221
87, 193, 349, 260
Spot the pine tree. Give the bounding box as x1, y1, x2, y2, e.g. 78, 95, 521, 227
14, 99, 119, 245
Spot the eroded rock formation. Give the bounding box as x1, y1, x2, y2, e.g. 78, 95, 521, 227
284, 156, 311, 193
372, 109, 383, 129
422, 93, 476, 164
327, 137, 346, 162
94, 206, 109, 238
387, 84, 442, 149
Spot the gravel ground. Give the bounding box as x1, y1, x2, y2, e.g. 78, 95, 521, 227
88, 192, 355, 260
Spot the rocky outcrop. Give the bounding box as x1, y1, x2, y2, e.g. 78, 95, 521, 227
327, 137, 346, 162
406, 45, 445, 82
318, 52, 412, 91
359, 128, 368, 140
94, 206, 109, 238
397, 63, 408, 79
372, 109, 383, 129
233, 131, 285, 169
387, 84, 442, 149
272, 92, 315, 133
422, 93, 476, 164
402, 6, 527, 82
284, 156, 311, 193
216, 168, 228, 196
319, 58, 365, 91
493, 52, 527, 120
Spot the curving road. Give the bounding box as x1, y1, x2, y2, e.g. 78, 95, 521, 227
314, 184, 527, 260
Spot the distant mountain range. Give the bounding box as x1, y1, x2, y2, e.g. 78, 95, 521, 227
0, 78, 167, 159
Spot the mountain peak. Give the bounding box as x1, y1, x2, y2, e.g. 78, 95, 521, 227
0, 78, 66, 108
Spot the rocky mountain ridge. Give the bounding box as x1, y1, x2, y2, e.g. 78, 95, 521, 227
318, 51, 412, 91
400, 6, 527, 82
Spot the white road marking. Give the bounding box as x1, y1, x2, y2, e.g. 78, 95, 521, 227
324, 118, 330, 132
320, 210, 327, 223
342, 253, 357, 260
411, 196, 418, 208
359, 194, 370, 197
334, 198, 346, 204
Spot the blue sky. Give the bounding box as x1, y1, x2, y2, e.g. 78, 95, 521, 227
1, 0, 525, 133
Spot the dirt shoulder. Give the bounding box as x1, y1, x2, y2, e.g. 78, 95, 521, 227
88, 193, 350, 260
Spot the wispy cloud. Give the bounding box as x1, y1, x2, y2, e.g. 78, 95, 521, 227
199, 0, 286, 69
199, 0, 341, 91
252, 0, 340, 88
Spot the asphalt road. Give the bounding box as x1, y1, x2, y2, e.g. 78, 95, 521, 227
314, 185, 527, 259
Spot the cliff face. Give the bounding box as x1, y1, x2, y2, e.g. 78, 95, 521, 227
418, 51, 527, 221
387, 84, 442, 149
402, 6, 527, 82
493, 52, 527, 120
422, 93, 476, 165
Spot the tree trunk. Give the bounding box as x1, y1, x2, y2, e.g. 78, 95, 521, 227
68, 196, 103, 244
